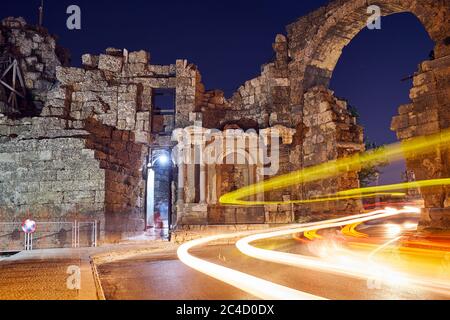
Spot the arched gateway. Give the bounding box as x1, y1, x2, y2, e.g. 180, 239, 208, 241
282, 0, 450, 229
287, 0, 449, 93
0, 1, 448, 246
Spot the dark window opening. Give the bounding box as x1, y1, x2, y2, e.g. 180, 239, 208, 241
151, 88, 176, 135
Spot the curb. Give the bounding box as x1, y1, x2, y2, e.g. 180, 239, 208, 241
90, 259, 106, 300
91, 243, 178, 265
88, 243, 179, 300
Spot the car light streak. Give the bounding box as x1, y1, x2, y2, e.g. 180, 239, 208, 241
220, 128, 450, 206
236, 208, 407, 279
235, 207, 450, 295
177, 232, 326, 300
221, 178, 449, 206
341, 222, 368, 238
385, 223, 403, 237
365, 236, 410, 288
177, 210, 399, 300
304, 229, 323, 241
368, 236, 403, 262
403, 222, 418, 230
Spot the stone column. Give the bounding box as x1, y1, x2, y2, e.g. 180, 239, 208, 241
199, 163, 206, 204
186, 147, 196, 204
207, 165, 217, 204
177, 163, 185, 205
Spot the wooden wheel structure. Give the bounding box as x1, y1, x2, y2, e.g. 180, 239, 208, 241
0, 54, 26, 115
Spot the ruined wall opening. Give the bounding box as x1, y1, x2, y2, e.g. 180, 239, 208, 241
151, 88, 176, 136
329, 12, 434, 206
209, 151, 264, 224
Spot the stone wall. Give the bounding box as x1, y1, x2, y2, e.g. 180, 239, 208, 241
0, 18, 201, 242
0, 115, 105, 225
1, 0, 450, 241
392, 52, 450, 230
301, 86, 364, 216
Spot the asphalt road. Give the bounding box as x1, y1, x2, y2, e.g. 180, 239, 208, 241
98, 215, 450, 300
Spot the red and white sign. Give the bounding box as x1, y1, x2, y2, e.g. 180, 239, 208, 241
21, 219, 37, 234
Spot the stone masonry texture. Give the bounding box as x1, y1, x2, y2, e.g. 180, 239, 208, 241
0, 0, 449, 245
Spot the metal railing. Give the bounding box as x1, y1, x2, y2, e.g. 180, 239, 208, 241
73, 221, 98, 248
0, 220, 98, 253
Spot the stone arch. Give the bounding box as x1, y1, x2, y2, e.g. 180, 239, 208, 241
287, 0, 449, 94
217, 148, 257, 166
286, 0, 450, 229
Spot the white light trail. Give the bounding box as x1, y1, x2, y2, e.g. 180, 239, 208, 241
236, 207, 450, 296
177, 209, 404, 300
178, 235, 325, 300
236, 208, 410, 280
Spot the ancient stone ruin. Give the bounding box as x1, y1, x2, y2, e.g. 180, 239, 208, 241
0, 0, 449, 245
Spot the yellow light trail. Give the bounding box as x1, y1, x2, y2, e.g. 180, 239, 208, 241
304, 229, 323, 241
341, 222, 368, 238
221, 192, 406, 206
337, 179, 450, 197
220, 129, 450, 206
236, 207, 450, 296
347, 242, 450, 256
348, 240, 450, 281
235, 208, 410, 279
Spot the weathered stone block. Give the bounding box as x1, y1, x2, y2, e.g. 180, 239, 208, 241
63, 191, 96, 203
56, 67, 86, 85
317, 110, 336, 125
398, 104, 414, 115
82, 54, 99, 68
0, 153, 15, 163
98, 54, 123, 73
128, 50, 149, 64
134, 131, 149, 144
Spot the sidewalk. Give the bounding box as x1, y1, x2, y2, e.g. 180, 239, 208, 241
0, 241, 178, 300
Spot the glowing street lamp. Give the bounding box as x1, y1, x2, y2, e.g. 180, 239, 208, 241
157, 153, 169, 166
147, 151, 171, 168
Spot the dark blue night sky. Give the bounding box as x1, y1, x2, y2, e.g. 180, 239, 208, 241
2, 0, 434, 182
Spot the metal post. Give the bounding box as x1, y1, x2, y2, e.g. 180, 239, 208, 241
72, 221, 75, 248
94, 220, 97, 247
24, 233, 33, 251
74, 220, 79, 248
38, 0, 44, 27
77, 221, 80, 248
91, 221, 95, 247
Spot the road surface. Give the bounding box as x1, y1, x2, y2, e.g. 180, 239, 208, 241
98, 210, 450, 300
